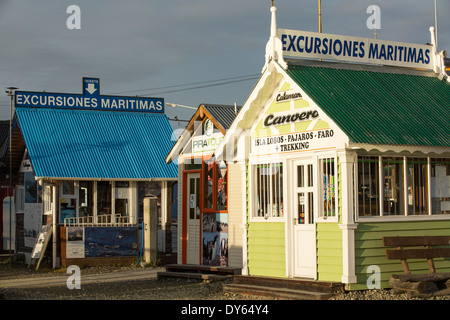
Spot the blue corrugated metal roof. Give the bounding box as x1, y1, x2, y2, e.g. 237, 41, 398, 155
16, 108, 178, 180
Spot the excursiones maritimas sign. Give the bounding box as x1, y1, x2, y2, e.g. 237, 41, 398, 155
15, 77, 164, 113
278, 29, 433, 70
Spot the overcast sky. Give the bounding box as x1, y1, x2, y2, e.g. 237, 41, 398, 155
0, 0, 448, 127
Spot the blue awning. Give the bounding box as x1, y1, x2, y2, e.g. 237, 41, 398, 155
16, 108, 178, 180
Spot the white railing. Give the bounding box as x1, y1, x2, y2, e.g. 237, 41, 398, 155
64, 214, 134, 227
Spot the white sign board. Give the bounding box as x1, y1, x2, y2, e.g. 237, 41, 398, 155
278, 29, 433, 70
66, 227, 85, 258
31, 225, 52, 260
192, 132, 224, 155
252, 129, 336, 156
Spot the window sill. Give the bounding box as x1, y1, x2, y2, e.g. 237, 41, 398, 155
317, 217, 339, 223
250, 217, 285, 223
355, 214, 450, 223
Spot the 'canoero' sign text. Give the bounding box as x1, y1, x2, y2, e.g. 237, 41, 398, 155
264, 109, 319, 127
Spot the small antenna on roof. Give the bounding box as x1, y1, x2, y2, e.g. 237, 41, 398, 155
318, 0, 322, 33
373, 6, 377, 39
434, 0, 438, 49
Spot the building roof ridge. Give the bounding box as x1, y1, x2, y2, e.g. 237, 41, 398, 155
285, 58, 439, 78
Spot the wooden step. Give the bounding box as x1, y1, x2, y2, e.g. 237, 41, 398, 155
164, 264, 241, 276
222, 275, 343, 300
157, 271, 230, 281
223, 283, 336, 300
157, 264, 241, 281
232, 275, 344, 293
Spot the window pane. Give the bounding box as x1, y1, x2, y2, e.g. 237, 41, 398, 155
407, 158, 428, 215
44, 186, 53, 214
358, 156, 379, 216
272, 163, 283, 217
204, 159, 214, 209
217, 161, 227, 211
308, 192, 314, 224
195, 177, 200, 219
137, 181, 161, 223
382, 158, 403, 215
431, 158, 450, 215
256, 164, 268, 217
320, 158, 336, 217
297, 165, 304, 188
115, 181, 130, 217
97, 181, 112, 216
79, 181, 93, 218
255, 163, 283, 218
189, 177, 196, 219
307, 164, 313, 187
60, 198, 76, 223
62, 181, 75, 195
184, 160, 202, 171
298, 192, 305, 224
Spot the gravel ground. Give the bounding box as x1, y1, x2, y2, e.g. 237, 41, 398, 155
1, 259, 449, 301
0, 260, 271, 300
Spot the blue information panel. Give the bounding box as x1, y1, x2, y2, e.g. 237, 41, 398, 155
15, 77, 164, 113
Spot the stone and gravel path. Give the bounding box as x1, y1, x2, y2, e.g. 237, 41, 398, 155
1, 261, 449, 301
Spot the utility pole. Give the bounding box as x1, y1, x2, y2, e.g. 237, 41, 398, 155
5, 87, 17, 264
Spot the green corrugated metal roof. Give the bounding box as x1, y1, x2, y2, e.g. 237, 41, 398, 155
286, 64, 450, 147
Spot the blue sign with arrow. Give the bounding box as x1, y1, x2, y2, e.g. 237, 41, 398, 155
15, 77, 164, 113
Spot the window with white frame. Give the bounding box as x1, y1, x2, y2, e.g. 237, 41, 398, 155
43, 186, 53, 215
60, 181, 77, 223
407, 158, 428, 215
319, 157, 336, 219
61, 180, 135, 226
382, 157, 404, 216
115, 181, 130, 217
431, 158, 450, 215
97, 181, 112, 223
254, 162, 284, 219
357, 156, 450, 217
357, 156, 380, 216
78, 181, 94, 218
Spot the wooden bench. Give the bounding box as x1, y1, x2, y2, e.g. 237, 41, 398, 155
383, 236, 450, 296
383, 236, 450, 274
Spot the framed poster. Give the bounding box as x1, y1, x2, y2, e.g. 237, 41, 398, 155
66, 227, 85, 258
202, 213, 228, 266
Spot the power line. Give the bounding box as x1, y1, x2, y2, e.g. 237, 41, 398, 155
137, 76, 260, 96
0, 73, 261, 103
106, 74, 260, 96
168, 117, 189, 122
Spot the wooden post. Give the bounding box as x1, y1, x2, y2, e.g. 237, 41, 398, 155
396, 246, 411, 274
425, 245, 436, 273
143, 197, 158, 263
